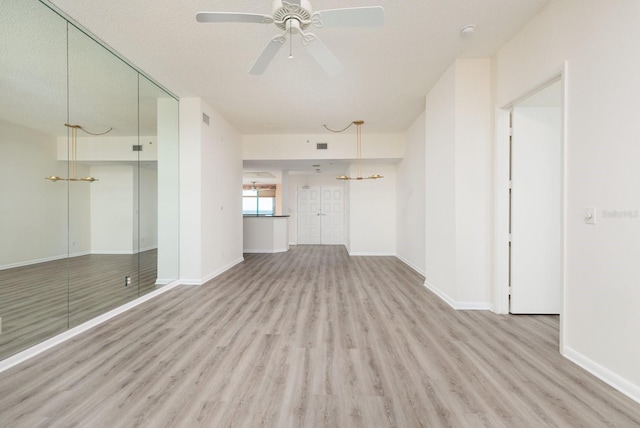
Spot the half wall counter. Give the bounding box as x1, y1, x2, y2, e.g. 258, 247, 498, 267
243, 215, 290, 253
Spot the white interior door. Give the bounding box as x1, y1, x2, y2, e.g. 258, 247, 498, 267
297, 185, 344, 245
320, 186, 344, 244
297, 186, 321, 244
510, 105, 562, 314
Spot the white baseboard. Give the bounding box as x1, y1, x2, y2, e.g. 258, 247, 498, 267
424, 280, 491, 311
395, 255, 426, 277
0, 251, 91, 270
243, 247, 288, 254
180, 256, 245, 286
563, 345, 640, 405
348, 251, 396, 256
0, 248, 160, 270
0, 279, 182, 374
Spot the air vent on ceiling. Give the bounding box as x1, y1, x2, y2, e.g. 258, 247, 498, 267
132, 145, 142, 151
202, 113, 210, 125
316, 143, 328, 150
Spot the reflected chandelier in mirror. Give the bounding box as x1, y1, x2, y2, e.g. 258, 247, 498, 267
45, 123, 113, 182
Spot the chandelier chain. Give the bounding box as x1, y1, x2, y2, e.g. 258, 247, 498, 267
323, 122, 355, 133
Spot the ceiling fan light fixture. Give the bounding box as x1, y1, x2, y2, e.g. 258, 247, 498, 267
197, 0, 384, 75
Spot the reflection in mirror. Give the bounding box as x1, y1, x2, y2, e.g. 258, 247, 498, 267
0, 1, 69, 359
67, 24, 141, 327
0, 0, 180, 361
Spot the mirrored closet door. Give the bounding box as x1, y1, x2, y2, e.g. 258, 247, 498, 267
0, 0, 180, 360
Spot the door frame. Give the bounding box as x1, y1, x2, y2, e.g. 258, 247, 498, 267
492, 63, 568, 350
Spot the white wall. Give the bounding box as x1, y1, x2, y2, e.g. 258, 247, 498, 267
57, 135, 157, 162
201, 102, 244, 282
138, 166, 158, 252
494, 0, 640, 401
156, 97, 180, 283
425, 66, 457, 301
396, 112, 426, 275
68, 163, 92, 258
424, 59, 492, 309
348, 163, 397, 256
179, 98, 203, 282
179, 98, 243, 285
90, 165, 135, 254
454, 59, 492, 305
244, 133, 404, 161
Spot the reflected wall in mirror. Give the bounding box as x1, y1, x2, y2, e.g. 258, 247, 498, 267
67, 23, 141, 327
0, 0, 180, 360
0, 0, 69, 359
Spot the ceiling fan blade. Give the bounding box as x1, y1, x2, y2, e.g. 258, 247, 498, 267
284, 0, 301, 6
314, 6, 384, 28
302, 34, 343, 76
196, 12, 274, 24
249, 36, 286, 75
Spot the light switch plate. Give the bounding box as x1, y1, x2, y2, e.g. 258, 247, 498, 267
584, 207, 596, 224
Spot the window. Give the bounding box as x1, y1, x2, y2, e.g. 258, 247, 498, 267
243, 185, 276, 215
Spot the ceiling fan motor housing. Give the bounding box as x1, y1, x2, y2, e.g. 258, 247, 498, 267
272, 0, 313, 31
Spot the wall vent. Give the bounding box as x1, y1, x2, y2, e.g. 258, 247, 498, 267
202, 113, 210, 125
132, 145, 142, 151
316, 142, 328, 150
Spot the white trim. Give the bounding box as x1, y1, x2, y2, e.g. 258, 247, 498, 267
396, 255, 426, 277
559, 62, 569, 353
424, 280, 491, 311
563, 346, 640, 405
0, 279, 182, 374
91, 247, 158, 255
348, 251, 396, 257
243, 248, 288, 254
492, 108, 511, 314
0, 248, 159, 270
180, 256, 244, 286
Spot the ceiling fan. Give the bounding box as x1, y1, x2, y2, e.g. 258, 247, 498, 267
196, 0, 384, 76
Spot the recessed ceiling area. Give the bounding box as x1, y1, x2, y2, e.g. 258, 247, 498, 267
243, 159, 350, 177
242, 171, 276, 179
47, 0, 551, 135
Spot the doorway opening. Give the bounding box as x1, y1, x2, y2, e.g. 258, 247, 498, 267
494, 70, 567, 349
508, 79, 563, 314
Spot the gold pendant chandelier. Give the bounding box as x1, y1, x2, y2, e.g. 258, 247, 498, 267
325, 120, 383, 181
45, 123, 112, 182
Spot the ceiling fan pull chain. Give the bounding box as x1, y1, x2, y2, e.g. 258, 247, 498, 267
289, 20, 293, 59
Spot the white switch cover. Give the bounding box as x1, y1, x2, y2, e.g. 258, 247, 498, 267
584, 207, 596, 224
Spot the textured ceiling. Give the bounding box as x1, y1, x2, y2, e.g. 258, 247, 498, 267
46, 0, 551, 135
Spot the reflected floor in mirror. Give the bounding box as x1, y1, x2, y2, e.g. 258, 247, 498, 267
0, 246, 639, 426
0, 250, 158, 360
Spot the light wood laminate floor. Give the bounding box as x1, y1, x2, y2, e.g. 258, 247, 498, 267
0, 245, 639, 427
